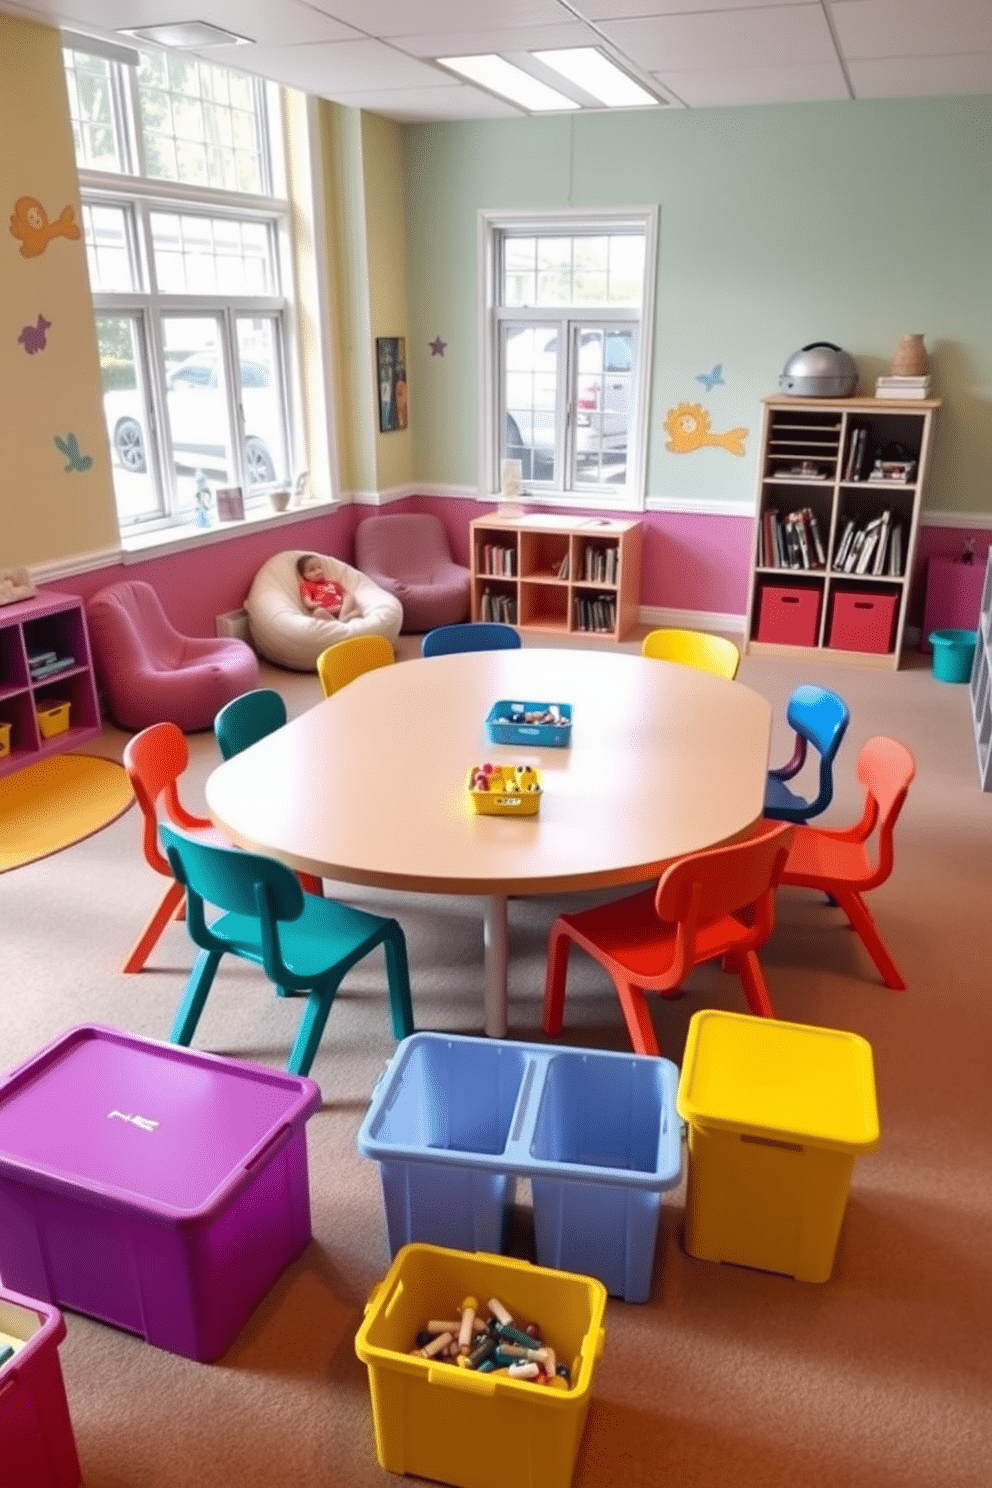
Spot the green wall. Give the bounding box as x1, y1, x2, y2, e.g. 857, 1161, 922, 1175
404, 96, 992, 514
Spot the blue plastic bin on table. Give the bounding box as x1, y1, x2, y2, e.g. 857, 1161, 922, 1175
356, 1032, 681, 1302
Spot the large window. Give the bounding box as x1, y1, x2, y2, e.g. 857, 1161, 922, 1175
483, 211, 656, 506
65, 44, 296, 532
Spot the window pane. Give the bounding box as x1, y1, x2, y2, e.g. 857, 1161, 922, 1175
98, 315, 163, 522
160, 316, 235, 510
606, 236, 645, 304
82, 204, 137, 293
236, 318, 289, 488
64, 49, 124, 172
503, 325, 557, 485
573, 326, 633, 488
503, 237, 536, 307
150, 212, 277, 295
138, 52, 265, 193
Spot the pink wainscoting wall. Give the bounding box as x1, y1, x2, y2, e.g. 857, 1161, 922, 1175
49, 493, 987, 643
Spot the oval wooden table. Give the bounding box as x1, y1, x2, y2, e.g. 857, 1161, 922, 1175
205, 649, 772, 1037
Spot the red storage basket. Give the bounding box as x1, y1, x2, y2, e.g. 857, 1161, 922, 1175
828, 592, 898, 654
757, 585, 821, 646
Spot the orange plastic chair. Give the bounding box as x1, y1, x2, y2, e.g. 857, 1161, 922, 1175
779, 735, 916, 988
542, 819, 794, 1056
317, 634, 394, 697
121, 721, 217, 973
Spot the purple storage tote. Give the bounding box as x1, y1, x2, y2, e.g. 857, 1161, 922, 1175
0, 1026, 321, 1362
0, 1286, 81, 1488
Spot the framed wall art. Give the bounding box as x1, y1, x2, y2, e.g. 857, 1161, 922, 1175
376, 336, 408, 432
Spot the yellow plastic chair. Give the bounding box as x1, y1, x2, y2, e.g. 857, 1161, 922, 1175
641, 628, 741, 679
317, 634, 395, 697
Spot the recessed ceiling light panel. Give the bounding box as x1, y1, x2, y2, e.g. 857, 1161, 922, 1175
122, 21, 253, 49
532, 48, 660, 109
437, 55, 579, 113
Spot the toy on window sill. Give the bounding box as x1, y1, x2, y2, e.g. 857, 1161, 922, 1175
193, 470, 213, 528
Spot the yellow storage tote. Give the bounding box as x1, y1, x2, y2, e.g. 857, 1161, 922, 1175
676, 1009, 880, 1283
355, 1244, 607, 1488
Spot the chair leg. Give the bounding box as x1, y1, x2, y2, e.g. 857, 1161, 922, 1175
835, 889, 906, 990
733, 950, 777, 1018
542, 924, 573, 1035
123, 879, 185, 973
613, 978, 662, 1056
170, 949, 222, 1046
288, 982, 339, 1077
299, 873, 324, 897
382, 924, 414, 1040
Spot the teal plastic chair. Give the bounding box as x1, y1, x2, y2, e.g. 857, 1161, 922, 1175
159, 825, 414, 1077
214, 687, 287, 761
422, 622, 521, 657
764, 684, 850, 823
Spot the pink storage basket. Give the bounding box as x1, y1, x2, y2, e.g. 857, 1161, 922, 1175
0, 1286, 81, 1488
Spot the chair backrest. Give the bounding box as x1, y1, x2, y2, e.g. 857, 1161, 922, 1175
159, 825, 304, 979
122, 722, 209, 876
422, 622, 521, 657
214, 687, 287, 760
655, 820, 793, 981
852, 735, 916, 887
783, 683, 850, 812
641, 628, 740, 679
87, 579, 185, 672
317, 634, 394, 697
355, 513, 453, 580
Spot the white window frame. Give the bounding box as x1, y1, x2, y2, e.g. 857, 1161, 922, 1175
66, 46, 302, 535
478, 207, 657, 511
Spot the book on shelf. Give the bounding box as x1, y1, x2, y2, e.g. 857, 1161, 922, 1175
29, 654, 76, 679
843, 423, 871, 482
556, 552, 570, 580
834, 518, 856, 570
875, 375, 931, 399
832, 509, 901, 577
759, 506, 827, 571
872, 509, 892, 576
479, 587, 517, 624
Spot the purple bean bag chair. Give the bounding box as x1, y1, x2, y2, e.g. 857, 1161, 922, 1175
354, 513, 470, 634
86, 579, 259, 733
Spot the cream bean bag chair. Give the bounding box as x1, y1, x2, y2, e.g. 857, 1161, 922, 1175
245, 549, 403, 670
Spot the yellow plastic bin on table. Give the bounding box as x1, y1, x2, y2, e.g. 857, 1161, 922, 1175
676, 1009, 879, 1283
355, 1243, 607, 1488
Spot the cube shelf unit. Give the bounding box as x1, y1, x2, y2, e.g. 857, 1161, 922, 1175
0, 589, 101, 778
470, 513, 642, 642
745, 396, 940, 669
969, 549, 992, 791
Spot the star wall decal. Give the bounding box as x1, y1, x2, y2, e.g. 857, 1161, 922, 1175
429, 335, 447, 357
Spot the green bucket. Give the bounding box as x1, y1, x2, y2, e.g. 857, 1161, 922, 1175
929, 628, 977, 683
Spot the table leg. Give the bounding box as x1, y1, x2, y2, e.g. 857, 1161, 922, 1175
482, 893, 509, 1038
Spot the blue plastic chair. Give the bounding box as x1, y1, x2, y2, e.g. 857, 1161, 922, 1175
421, 622, 521, 657
763, 684, 850, 823
159, 826, 414, 1077
214, 687, 287, 761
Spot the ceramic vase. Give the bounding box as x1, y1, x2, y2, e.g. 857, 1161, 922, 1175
890, 334, 929, 377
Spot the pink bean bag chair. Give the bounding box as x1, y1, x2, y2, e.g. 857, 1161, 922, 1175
354, 513, 470, 634
86, 580, 259, 733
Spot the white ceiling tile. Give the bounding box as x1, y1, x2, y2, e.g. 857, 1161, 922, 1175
389, 23, 599, 60
849, 52, 992, 97
586, 0, 808, 16
304, 0, 572, 37
42, 0, 363, 47
330, 85, 523, 121
599, 5, 837, 71
830, 0, 992, 58
656, 60, 850, 106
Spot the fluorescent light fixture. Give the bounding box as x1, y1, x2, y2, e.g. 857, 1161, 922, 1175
121, 21, 253, 49
437, 55, 579, 112
532, 48, 659, 108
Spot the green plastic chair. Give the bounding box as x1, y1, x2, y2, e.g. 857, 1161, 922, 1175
159, 825, 414, 1077
214, 687, 287, 761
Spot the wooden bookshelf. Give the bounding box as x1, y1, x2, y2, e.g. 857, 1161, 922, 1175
470, 514, 642, 642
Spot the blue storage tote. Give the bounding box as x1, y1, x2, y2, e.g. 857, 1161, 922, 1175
486, 700, 572, 747
356, 1033, 682, 1302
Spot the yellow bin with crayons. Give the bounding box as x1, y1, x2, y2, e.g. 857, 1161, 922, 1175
355, 1243, 606, 1488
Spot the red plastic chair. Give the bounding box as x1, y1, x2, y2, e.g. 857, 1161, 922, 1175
542, 820, 794, 1056
122, 722, 216, 973
779, 735, 916, 989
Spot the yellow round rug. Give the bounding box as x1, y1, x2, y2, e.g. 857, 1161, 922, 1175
0, 753, 134, 873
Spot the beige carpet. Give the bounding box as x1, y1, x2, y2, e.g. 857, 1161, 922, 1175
1, 630, 989, 1488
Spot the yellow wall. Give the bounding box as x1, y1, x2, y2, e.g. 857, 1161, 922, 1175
361, 111, 413, 493
1, 14, 119, 567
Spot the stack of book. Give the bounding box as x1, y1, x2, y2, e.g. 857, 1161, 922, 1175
574, 593, 616, 633
832, 510, 904, 577
875, 374, 931, 400
757, 507, 827, 570
478, 544, 516, 576
27, 649, 76, 681
479, 588, 517, 623
582, 546, 618, 583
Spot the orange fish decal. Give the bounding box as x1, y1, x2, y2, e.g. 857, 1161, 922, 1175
9, 197, 81, 258
664, 402, 747, 456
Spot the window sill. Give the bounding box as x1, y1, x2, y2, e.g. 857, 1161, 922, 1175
120, 498, 341, 562
477, 490, 644, 514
